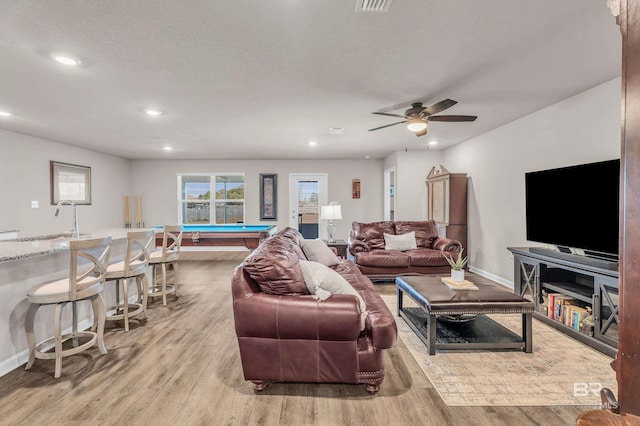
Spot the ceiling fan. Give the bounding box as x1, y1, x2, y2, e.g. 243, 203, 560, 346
369, 99, 477, 137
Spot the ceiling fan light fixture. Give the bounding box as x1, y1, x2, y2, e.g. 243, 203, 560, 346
406, 118, 427, 132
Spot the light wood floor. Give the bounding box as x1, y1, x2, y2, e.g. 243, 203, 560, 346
0, 253, 587, 425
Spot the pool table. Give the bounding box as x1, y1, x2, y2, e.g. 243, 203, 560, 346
155, 225, 277, 249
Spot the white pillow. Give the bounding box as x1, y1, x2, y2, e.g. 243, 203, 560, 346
300, 239, 340, 266
299, 260, 367, 329
384, 231, 417, 251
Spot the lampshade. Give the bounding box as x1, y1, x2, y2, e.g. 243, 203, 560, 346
406, 118, 427, 132
320, 204, 342, 221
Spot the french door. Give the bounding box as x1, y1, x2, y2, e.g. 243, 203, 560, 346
288, 173, 328, 239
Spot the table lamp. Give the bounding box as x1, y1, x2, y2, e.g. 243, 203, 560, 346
320, 202, 342, 243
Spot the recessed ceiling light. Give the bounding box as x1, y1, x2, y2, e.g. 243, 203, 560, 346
144, 108, 163, 116
52, 54, 81, 66
162, 146, 174, 151
0, 111, 12, 117
308, 140, 318, 146
330, 127, 344, 135
428, 140, 439, 145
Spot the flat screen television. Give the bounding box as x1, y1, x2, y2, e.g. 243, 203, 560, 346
525, 159, 620, 259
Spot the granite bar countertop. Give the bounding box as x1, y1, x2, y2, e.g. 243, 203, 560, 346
0, 228, 154, 262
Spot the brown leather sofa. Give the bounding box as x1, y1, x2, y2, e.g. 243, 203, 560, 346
348, 220, 463, 279
232, 227, 397, 394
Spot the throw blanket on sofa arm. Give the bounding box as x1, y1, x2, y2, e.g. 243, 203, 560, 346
433, 236, 463, 253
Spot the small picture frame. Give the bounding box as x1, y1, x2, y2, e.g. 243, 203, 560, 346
259, 173, 277, 220
352, 179, 361, 199
50, 161, 92, 205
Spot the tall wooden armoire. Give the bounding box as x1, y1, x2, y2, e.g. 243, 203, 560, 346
426, 165, 468, 251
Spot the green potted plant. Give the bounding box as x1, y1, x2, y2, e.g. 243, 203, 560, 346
444, 248, 469, 282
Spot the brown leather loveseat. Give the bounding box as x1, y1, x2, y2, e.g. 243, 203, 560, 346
232, 227, 397, 394
348, 220, 463, 279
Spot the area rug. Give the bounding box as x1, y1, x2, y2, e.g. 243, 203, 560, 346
381, 295, 617, 407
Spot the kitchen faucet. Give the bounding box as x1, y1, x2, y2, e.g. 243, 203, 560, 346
54, 200, 79, 238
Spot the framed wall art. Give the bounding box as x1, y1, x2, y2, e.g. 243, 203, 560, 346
259, 173, 277, 220
352, 179, 361, 199
50, 161, 92, 205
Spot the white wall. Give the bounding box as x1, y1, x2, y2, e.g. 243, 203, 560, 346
129, 159, 384, 242
442, 77, 621, 283
394, 150, 444, 220
383, 150, 445, 220
0, 129, 131, 237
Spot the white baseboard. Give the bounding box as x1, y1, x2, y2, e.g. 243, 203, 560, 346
468, 265, 513, 289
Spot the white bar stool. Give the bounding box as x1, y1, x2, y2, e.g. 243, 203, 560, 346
105, 230, 154, 332
24, 236, 112, 379
148, 225, 183, 306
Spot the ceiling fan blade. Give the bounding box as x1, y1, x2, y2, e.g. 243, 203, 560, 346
368, 120, 407, 131
372, 112, 407, 119
414, 128, 428, 137
423, 99, 458, 116
428, 115, 477, 122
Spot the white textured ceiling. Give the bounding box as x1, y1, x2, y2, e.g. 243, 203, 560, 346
0, 0, 621, 160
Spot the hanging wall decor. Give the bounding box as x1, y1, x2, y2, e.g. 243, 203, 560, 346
50, 161, 92, 205
259, 173, 277, 220
352, 179, 361, 199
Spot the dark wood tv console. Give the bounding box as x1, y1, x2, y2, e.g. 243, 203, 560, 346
508, 247, 618, 357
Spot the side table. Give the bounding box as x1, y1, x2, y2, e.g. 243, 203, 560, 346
324, 240, 348, 259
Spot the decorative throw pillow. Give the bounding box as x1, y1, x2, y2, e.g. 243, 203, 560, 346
299, 260, 367, 329
300, 239, 340, 266
384, 231, 417, 251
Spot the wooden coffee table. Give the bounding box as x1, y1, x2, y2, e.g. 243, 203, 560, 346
396, 274, 534, 355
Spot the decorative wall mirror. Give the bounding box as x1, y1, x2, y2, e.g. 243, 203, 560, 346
50, 161, 92, 205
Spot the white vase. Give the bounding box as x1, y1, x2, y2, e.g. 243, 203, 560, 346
451, 269, 465, 282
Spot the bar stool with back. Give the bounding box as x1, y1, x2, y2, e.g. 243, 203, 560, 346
104, 229, 154, 332
148, 225, 183, 306
24, 236, 112, 379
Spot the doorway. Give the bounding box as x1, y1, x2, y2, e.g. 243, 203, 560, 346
289, 173, 328, 239
384, 167, 396, 221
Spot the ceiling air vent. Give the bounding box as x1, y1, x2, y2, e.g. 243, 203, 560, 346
355, 0, 393, 13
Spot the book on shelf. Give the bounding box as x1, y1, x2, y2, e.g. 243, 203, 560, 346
440, 277, 479, 290
545, 292, 590, 331
555, 295, 575, 322
571, 305, 589, 331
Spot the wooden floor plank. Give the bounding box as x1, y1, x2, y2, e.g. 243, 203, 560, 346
0, 256, 587, 425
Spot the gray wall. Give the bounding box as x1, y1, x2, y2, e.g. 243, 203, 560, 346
0, 129, 131, 237
442, 77, 621, 284
129, 159, 384, 242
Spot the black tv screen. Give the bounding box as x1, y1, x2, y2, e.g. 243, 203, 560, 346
525, 159, 620, 256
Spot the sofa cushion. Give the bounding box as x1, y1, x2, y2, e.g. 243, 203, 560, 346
353, 221, 395, 250
243, 239, 309, 295
275, 227, 305, 246
354, 250, 411, 267
299, 260, 367, 329
404, 248, 451, 267
265, 231, 307, 261
384, 231, 417, 251
300, 239, 340, 266
394, 220, 439, 248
